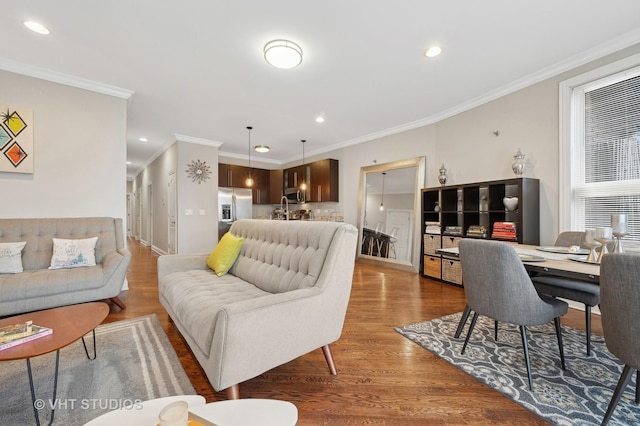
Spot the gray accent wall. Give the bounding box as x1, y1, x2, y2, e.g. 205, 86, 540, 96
0, 70, 127, 223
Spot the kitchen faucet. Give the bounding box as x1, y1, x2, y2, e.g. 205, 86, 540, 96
280, 195, 289, 220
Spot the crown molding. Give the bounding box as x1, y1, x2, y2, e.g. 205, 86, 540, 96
174, 133, 223, 147
0, 58, 134, 99
284, 28, 640, 161
218, 150, 282, 165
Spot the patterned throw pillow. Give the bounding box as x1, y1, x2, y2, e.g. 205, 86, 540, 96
49, 237, 98, 270
0, 241, 27, 274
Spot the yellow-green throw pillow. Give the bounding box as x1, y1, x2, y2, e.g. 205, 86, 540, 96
207, 233, 244, 276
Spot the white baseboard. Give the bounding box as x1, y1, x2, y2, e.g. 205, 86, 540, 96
151, 245, 168, 256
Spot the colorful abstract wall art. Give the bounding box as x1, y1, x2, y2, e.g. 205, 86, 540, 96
0, 105, 33, 173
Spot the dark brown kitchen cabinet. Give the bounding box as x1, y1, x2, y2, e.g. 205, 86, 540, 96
269, 169, 284, 204
308, 159, 339, 202
218, 164, 250, 188
219, 163, 273, 204
283, 159, 338, 202
251, 168, 270, 205
284, 165, 305, 189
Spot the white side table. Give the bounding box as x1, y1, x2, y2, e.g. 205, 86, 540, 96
189, 399, 298, 426
84, 395, 206, 425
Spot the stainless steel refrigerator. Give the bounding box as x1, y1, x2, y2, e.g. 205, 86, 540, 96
218, 187, 253, 240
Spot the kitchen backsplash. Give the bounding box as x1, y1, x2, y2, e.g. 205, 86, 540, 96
253, 202, 342, 221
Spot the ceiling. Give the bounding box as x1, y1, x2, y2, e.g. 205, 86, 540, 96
2, 1, 640, 181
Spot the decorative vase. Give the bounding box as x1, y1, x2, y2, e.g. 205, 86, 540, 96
503, 196, 518, 211
438, 164, 447, 186
512, 149, 525, 177
434, 201, 441, 212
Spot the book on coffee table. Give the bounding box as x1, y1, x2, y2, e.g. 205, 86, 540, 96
0, 320, 53, 351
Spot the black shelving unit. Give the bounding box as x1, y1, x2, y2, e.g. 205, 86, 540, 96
420, 177, 540, 286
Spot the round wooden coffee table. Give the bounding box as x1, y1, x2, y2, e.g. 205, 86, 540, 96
0, 302, 110, 426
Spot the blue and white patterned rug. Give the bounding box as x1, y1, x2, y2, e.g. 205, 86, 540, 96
396, 312, 640, 426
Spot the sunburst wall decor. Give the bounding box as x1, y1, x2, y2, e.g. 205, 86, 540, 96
186, 159, 211, 184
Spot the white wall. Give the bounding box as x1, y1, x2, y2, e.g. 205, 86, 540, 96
0, 70, 127, 221
176, 141, 219, 254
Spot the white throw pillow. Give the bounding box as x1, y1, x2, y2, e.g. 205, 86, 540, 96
49, 237, 98, 270
0, 241, 27, 274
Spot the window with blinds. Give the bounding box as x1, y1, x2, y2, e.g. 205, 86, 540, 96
571, 69, 640, 242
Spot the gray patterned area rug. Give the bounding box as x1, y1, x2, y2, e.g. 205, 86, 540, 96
396, 312, 640, 426
0, 314, 196, 426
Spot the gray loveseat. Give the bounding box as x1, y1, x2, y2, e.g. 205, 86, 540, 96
158, 219, 358, 399
0, 217, 131, 316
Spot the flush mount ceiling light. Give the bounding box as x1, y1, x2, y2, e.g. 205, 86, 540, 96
24, 21, 50, 35
264, 39, 303, 69
139, 137, 148, 142
425, 46, 442, 58
254, 145, 270, 153
315, 116, 325, 123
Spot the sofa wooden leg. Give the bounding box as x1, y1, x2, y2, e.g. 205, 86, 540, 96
110, 296, 126, 310
226, 384, 240, 400
322, 344, 337, 375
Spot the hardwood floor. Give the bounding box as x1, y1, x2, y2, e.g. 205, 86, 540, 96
106, 237, 602, 425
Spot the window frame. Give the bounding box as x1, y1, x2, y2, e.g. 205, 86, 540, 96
559, 52, 640, 235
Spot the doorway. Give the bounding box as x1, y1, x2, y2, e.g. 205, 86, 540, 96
168, 170, 177, 254
147, 184, 153, 248
386, 209, 412, 262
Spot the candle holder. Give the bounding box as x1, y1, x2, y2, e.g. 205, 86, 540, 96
612, 232, 628, 253
595, 226, 613, 263
584, 240, 601, 263
611, 214, 627, 253
595, 237, 613, 263
584, 228, 600, 263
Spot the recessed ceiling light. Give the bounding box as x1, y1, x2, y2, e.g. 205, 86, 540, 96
24, 21, 50, 35
139, 137, 148, 142
425, 46, 442, 58
264, 39, 303, 69
315, 116, 325, 123
254, 145, 270, 153
126, 161, 132, 165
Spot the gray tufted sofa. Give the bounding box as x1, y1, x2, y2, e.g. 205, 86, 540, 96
0, 217, 131, 316
158, 218, 358, 399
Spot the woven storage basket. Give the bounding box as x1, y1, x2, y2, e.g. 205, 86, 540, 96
442, 258, 462, 284
423, 234, 441, 256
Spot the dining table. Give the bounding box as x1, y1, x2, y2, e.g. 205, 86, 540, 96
436, 243, 600, 282
436, 243, 601, 338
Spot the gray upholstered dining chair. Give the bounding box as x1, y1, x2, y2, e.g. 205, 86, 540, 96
599, 253, 640, 426
458, 239, 568, 391
531, 231, 600, 355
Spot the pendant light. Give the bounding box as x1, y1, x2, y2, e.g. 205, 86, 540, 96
299, 139, 307, 191
245, 126, 254, 187
379, 172, 386, 211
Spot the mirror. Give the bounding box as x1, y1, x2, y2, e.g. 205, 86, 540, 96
357, 157, 426, 271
